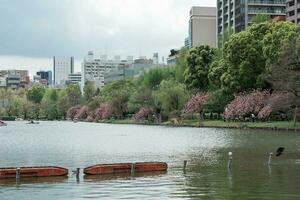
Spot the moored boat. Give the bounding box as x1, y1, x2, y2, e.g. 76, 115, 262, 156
0, 121, 7, 126
83, 162, 168, 175
0, 166, 68, 179
84, 163, 132, 175
26, 120, 39, 124
134, 162, 168, 172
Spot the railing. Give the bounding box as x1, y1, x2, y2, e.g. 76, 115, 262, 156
248, 0, 285, 5
248, 7, 286, 14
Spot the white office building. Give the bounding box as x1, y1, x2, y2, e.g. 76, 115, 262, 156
82, 51, 131, 89
53, 56, 74, 86
188, 7, 217, 48
68, 73, 82, 85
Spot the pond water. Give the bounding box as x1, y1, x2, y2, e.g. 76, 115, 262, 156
0, 121, 300, 200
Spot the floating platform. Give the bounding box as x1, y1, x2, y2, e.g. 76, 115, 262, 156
0, 166, 68, 179
83, 162, 168, 175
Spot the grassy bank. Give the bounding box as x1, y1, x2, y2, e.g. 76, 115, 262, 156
102, 119, 300, 131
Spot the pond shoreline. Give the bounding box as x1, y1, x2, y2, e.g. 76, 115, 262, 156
5, 119, 300, 132
97, 119, 300, 132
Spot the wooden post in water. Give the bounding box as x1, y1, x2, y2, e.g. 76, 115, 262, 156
183, 160, 187, 172
131, 163, 135, 174
76, 168, 80, 178
228, 152, 233, 169
268, 152, 273, 165
16, 167, 20, 179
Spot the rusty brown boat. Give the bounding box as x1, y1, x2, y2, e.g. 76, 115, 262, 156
84, 162, 168, 175
84, 163, 132, 175
0, 166, 68, 178
134, 162, 168, 172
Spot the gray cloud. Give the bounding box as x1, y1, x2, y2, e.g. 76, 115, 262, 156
0, 0, 215, 73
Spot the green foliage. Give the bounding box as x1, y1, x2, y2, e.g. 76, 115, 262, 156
83, 81, 96, 102
138, 67, 175, 90
251, 14, 270, 24
184, 45, 216, 91
128, 87, 154, 114
268, 35, 300, 97
101, 80, 135, 118
174, 48, 188, 83
155, 79, 189, 118
27, 85, 45, 104
205, 89, 233, 114
65, 84, 82, 107
263, 22, 300, 66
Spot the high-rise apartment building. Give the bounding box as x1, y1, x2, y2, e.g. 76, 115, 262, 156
53, 57, 74, 86
188, 7, 217, 48
217, 0, 286, 35
286, 0, 300, 24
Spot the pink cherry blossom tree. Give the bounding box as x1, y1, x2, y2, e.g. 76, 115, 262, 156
224, 90, 270, 120
183, 93, 209, 120
134, 107, 155, 122
74, 106, 89, 120
95, 103, 113, 120
66, 105, 81, 120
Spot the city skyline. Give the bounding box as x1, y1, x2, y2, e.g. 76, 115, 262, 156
0, 0, 215, 75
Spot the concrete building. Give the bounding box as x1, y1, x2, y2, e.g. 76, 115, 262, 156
217, 0, 286, 36
286, 0, 300, 24
0, 70, 29, 88
36, 71, 52, 85
82, 51, 131, 88
67, 73, 82, 85
153, 53, 159, 65
53, 56, 74, 86
188, 6, 217, 48
6, 75, 20, 89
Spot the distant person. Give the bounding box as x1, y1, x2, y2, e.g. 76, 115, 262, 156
251, 113, 255, 122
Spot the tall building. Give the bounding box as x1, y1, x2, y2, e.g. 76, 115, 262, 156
67, 73, 82, 85
53, 57, 74, 86
188, 7, 217, 48
37, 71, 52, 85
217, 0, 286, 36
82, 51, 131, 88
153, 53, 159, 65
286, 0, 300, 24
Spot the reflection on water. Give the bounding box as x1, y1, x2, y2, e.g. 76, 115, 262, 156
0, 121, 299, 199
0, 176, 68, 187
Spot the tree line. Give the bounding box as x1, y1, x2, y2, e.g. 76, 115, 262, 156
0, 21, 299, 124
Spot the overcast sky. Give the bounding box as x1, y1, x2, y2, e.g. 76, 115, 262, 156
0, 0, 215, 75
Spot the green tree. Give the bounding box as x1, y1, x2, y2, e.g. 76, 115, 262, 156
251, 14, 270, 24
184, 45, 216, 91
174, 48, 188, 83
156, 79, 189, 118
27, 85, 45, 104
83, 81, 96, 102
65, 84, 82, 108
101, 80, 135, 118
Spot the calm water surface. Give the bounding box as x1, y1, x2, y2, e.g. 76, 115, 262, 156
0, 121, 300, 200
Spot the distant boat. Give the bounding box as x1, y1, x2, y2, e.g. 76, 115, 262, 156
0, 121, 7, 127
83, 162, 168, 175
27, 120, 39, 124
0, 166, 68, 178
